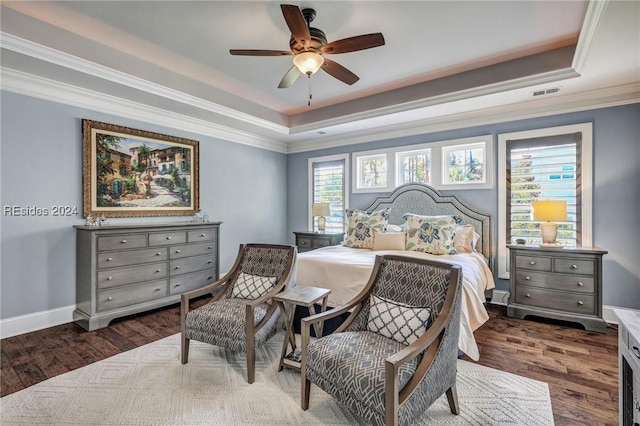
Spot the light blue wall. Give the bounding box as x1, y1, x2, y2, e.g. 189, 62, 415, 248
0, 91, 288, 319
287, 103, 640, 310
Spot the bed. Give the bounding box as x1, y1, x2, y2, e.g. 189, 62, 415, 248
294, 183, 495, 361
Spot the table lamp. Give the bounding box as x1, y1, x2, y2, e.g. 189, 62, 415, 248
531, 200, 567, 246
312, 203, 330, 233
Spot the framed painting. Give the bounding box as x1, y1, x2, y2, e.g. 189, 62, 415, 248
82, 119, 200, 218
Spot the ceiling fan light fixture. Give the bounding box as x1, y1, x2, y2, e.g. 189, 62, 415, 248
293, 52, 324, 75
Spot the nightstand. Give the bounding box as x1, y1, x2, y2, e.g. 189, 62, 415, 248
273, 286, 331, 371
293, 231, 343, 253
506, 244, 608, 333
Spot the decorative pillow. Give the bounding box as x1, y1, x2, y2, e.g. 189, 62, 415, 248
403, 214, 457, 255
373, 230, 406, 251
454, 224, 476, 253
231, 272, 277, 300
367, 294, 432, 345
343, 208, 390, 249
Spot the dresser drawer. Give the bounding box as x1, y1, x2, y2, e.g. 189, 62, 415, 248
97, 279, 167, 311
169, 268, 217, 295
188, 229, 216, 243
515, 286, 596, 315
169, 254, 216, 276
554, 258, 595, 275
296, 237, 312, 251
312, 238, 333, 249
149, 231, 187, 246
170, 242, 216, 259
98, 247, 167, 268
514, 271, 595, 293
97, 263, 167, 289
97, 234, 146, 252
515, 255, 552, 272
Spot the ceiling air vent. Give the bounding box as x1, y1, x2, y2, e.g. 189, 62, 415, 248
533, 87, 561, 97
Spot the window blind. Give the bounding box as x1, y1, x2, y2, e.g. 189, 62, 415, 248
506, 132, 582, 245
312, 159, 345, 233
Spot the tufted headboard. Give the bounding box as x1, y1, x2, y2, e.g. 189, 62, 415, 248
363, 183, 493, 271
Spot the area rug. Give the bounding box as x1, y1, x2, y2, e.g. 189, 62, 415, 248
0, 333, 553, 425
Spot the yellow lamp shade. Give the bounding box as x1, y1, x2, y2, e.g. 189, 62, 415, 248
312, 203, 330, 217
531, 200, 567, 222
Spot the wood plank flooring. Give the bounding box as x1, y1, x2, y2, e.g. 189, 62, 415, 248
1, 302, 618, 425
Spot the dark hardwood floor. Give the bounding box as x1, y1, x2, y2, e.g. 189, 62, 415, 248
2, 302, 617, 425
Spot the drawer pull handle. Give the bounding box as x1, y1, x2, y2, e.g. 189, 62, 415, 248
166, 236, 172, 240
571, 264, 578, 269
107, 297, 113, 301
207, 276, 213, 280
107, 257, 113, 262
121, 240, 127, 244
174, 283, 181, 287
529, 261, 536, 265
577, 300, 584, 306
175, 266, 181, 269
156, 252, 162, 256
155, 288, 161, 292
155, 269, 162, 273
525, 276, 530, 281
526, 293, 531, 298
208, 246, 213, 249
200, 233, 206, 237
207, 260, 213, 264
175, 250, 181, 254
577, 282, 584, 287
107, 276, 113, 281
633, 346, 640, 359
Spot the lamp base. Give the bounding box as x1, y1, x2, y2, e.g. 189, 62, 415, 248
317, 216, 326, 233
540, 222, 559, 245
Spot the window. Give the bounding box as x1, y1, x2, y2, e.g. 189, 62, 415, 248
352, 135, 492, 193
308, 154, 349, 233
397, 149, 431, 185
497, 123, 593, 279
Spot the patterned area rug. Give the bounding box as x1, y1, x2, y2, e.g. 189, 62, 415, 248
1, 333, 553, 425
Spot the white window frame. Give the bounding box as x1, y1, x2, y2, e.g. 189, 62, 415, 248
396, 147, 432, 186
352, 135, 492, 193
308, 153, 350, 232
497, 123, 593, 279
440, 141, 490, 188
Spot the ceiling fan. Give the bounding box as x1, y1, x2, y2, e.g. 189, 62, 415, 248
230, 4, 385, 89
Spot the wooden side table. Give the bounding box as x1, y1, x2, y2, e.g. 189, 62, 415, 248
273, 286, 331, 371
293, 231, 343, 252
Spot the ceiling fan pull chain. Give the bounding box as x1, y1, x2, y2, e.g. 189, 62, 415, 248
308, 74, 312, 106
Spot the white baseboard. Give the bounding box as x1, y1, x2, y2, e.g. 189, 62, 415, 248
0, 305, 75, 339
488, 289, 639, 325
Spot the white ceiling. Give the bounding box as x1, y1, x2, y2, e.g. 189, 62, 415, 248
1, 1, 638, 153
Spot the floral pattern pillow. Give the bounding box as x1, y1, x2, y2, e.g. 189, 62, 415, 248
343, 208, 390, 249
403, 214, 457, 255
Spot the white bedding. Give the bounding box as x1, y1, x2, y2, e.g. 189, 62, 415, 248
294, 245, 495, 361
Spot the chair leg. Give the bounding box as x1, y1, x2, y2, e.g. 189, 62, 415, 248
446, 384, 459, 415
246, 339, 255, 384
301, 375, 311, 410
181, 334, 190, 364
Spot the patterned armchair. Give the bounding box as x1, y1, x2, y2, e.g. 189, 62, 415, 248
180, 243, 297, 383
301, 254, 462, 426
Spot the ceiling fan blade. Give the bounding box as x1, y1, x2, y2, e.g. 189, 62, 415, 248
278, 66, 302, 88
321, 58, 359, 85
229, 49, 292, 56
281, 4, 311, 47
321, 33, 385, 54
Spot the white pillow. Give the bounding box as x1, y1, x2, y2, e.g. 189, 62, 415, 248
454, 225, 475, 253
367, 294, 432, 345
373, 230, 406, 251
231, 273, 277, 300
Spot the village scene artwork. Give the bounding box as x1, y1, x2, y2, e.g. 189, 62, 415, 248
95, 132, 193, 209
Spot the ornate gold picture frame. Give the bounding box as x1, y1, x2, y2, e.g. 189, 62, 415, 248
82, 119, 199, 218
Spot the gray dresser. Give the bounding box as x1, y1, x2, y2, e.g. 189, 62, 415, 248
507, 244, 608, 333
74, 222, 221, 331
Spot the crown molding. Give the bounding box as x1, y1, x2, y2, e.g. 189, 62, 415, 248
1, 67, 288, 153
0, 32, 290, 135
286, 83, 640, 154
573, 0, 609, 73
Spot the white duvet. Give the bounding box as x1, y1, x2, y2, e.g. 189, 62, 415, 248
294, 245, 495, 361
